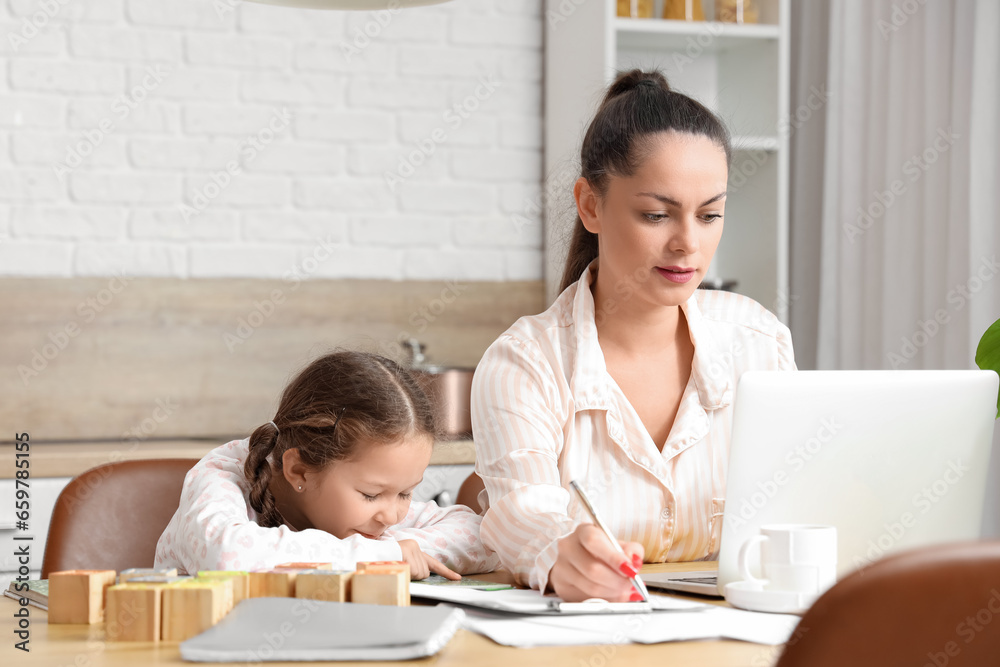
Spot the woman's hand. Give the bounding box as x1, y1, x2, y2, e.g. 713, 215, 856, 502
548, 524, 645, 602
397, 539, 461, 581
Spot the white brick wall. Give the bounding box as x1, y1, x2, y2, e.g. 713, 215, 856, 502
0, 0, 544, 281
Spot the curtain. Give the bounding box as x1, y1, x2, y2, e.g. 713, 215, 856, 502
790, 0, 1000, 534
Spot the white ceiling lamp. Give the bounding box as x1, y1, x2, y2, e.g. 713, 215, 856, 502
243, 0, 452, 9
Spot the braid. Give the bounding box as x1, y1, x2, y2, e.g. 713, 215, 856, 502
244, 422, 285, 528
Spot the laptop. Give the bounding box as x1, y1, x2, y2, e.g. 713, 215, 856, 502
644, 370, 998, 597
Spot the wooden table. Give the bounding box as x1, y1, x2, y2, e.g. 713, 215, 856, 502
0, 563, 784, 666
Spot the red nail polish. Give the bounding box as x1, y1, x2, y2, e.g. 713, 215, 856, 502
632, 554, 642, 568
619, 562, 639, 578
630, 592, 643, 602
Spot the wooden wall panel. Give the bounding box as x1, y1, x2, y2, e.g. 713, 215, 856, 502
1, 278, 544, 442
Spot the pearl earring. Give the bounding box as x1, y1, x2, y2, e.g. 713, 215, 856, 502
298, 485, 303, 491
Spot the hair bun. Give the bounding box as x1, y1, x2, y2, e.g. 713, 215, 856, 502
604, 69, 671, 103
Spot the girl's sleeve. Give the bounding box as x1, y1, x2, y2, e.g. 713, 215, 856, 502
154, 443, 402, 574
384, 500, 501, 575
470, 334, 579, 592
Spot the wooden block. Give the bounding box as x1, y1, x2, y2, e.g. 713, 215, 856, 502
356, 561, 409, 574
119, 568, 177, 584
274, 562, 332, 570
105, 584, 162, 642
197, 571, 249, 604
161, 580, 232, 642
48, 570, 118, 624
249, 569, 300, 598
351, 570, 409, 606
127, 575, 190, 584
294, 570, 354, 602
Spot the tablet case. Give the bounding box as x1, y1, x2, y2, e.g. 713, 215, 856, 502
180, 598, 465, 662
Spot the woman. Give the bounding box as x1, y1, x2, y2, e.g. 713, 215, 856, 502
470, 69, 796, 602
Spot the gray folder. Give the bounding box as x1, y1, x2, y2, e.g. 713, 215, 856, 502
180, 598, 465, 662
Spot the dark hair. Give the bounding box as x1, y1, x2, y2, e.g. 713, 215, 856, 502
559, 69, 732, 293
244, 350, 436, 528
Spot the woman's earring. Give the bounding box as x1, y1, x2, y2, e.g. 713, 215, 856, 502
298, 485, 303, 491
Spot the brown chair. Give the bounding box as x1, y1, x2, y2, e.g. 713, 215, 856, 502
775, 540, 1000, 667
41, 458, 198, 578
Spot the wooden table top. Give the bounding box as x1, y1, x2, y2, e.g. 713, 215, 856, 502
0, 562, 785, 666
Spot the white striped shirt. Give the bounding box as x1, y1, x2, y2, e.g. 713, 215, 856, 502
471, 264, 796, 590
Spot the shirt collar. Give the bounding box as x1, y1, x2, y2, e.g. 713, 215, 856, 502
568, 261, 733, 411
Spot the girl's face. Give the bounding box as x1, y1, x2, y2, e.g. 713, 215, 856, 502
297, 435, 433, 540
578, 130, 728, 309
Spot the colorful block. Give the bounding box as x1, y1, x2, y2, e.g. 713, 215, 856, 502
197, 571, 250, 604
249, 569, 300, 598
118, 567, 177, 584
48, 570, 117, 624
294, 570, 354, 602
161, 579, 233, 642
105, 584, 162, 642
274, 562, 332, 570
352, 562, 410, 606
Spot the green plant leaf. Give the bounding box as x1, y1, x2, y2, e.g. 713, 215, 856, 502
975, 317, 1000, 419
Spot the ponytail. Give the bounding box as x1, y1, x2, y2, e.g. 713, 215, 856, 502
244, 422, 285, 528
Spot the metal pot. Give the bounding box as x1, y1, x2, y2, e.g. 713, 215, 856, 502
411, 365, 475, 441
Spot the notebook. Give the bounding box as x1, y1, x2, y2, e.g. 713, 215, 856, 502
180, 598, 464, 662
409, 582, 704, 614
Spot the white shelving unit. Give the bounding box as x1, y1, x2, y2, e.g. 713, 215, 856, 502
544, 0, 790, 322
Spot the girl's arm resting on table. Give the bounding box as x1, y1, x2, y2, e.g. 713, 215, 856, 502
386, 500, 501, 575
470, 334, 581, 591
155, 461, 401, 574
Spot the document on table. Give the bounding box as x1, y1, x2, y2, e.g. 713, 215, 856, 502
410, 583, 703, 615
454, 603, 801, 647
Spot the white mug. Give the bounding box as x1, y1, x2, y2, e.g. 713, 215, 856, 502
737, 524, 837, 594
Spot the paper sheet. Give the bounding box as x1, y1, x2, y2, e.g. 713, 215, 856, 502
457, 604, 800, 647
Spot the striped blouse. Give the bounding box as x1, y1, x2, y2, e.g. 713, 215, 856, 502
471, 263, 796, 591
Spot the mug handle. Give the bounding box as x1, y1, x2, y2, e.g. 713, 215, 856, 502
738, 535, 769, 585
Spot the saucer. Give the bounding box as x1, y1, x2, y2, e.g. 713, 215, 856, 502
723, 580, 819, 614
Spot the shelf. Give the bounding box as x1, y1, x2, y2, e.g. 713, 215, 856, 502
616, 18, 780, 52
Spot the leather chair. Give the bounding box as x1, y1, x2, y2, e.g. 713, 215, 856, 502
41, 458, 198, 578
776, 540, 1000, 667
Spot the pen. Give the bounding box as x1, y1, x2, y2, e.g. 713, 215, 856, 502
569, 479, 650, 603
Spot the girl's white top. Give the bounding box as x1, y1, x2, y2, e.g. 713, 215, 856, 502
155, 438, 499, 575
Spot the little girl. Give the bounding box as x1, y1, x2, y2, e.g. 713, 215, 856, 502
155, 350, 499, 579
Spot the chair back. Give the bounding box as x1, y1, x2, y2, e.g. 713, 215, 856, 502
41, 458, 198, 578
776, 540, 1000, 667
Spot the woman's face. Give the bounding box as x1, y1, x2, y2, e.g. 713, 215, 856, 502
579, 130, 728, 310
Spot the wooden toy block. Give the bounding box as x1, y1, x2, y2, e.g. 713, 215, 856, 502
161, 579, 232, 643
197, 571, 249, 604
274, 562, 332, 570
351, 567, 409, 606
356, 561, 409, 574
249, 569, 300, 598
127, 575, 190, 584
118, 567, 177, 584
294, 570, 354, 602
104, 584, 162, 643
48, 570, 118, 624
